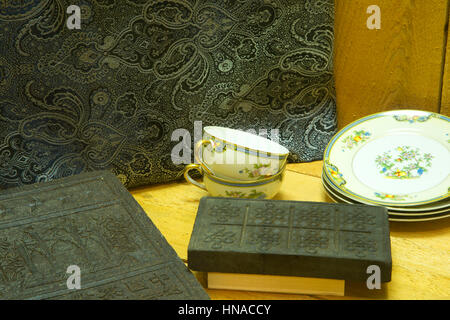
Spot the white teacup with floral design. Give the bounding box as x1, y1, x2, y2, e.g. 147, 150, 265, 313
195, 126, 290, 181
184, 163, 285, 199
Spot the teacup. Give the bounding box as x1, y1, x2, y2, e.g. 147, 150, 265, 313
184, 163, 285, 199
195, 126, 289, 181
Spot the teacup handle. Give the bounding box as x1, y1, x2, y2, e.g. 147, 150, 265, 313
184, 164, 207, 190
194, 139, 214, 175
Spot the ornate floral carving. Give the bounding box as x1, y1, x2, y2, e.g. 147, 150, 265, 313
203, 227, 236, 249
251, 202, 288, 225
293, 230, 329, 254
0, 172, 208, 299
341, 212, 376, 232
247, 227, 281, 251
343, 233, 377, 258
208, 201, 241, 223
293, 205, 333, 229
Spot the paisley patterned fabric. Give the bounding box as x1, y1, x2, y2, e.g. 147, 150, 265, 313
0, 0, 337, 189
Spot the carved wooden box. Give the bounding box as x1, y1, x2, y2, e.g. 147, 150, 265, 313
188, 197, 392, 282
0, 171, 209, 299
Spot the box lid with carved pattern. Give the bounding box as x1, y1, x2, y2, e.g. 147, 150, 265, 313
188, 197, 392, 282
0, 171, 209, 300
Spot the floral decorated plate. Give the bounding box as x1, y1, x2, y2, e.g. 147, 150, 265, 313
325, 184, 450, 222
326, 191, 450, 222
388, 212, 450, 222
322, 174, 450, 216
323, 110, 450, 207
322, 169, 450, 212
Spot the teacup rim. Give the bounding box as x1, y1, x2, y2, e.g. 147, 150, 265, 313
204, 126, 290, 156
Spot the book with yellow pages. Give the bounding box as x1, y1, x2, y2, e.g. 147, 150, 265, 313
188, 197, 392, 296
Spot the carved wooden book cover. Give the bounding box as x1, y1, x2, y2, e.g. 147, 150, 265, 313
188, 197, 392, 282
0, 171, 209, 300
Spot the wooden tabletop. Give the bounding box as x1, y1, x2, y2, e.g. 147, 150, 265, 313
130, 162, 450, 300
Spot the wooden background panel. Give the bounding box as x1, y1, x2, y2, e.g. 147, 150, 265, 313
334, 0, 449, 128
440, 20, 450, 116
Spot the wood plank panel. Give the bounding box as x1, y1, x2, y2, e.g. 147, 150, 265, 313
440, 14, 450, 116
334, 0, 449, 127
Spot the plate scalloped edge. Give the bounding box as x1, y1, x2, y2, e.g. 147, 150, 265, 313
323, 109, 450, 207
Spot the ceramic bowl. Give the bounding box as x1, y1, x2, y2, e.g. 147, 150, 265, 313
195, 126, 289, 181
184, 163, 285, 199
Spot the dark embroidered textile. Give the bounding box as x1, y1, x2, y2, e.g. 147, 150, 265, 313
0, 0, 337, 188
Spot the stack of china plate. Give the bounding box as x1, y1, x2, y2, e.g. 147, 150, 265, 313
322, 110, 449, 222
